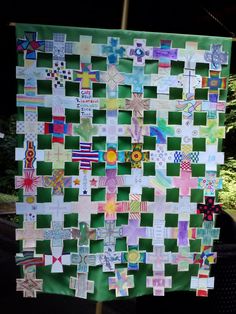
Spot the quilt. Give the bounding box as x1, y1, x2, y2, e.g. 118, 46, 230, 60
15, 23, 231, 300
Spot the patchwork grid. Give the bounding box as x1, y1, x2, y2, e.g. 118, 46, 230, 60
15, 24, 231, 300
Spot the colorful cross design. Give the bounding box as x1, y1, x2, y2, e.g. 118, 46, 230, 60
193, 245, 217, 270
190, 271, 214, 297
171, 247, 194, 271
122, 219, 146, 246
16, 106, 44, 142
44, 143, 72, 169
197, 196, 222, 221
44, 221, 72, 247
125, 93, 150, 117
125, 66, 150, 93
96, 220, 123, 248
44, 116, 72, 144
74, 63, 100, 90
127, 39, 152, 66
44, 246, 70, 273
176, 94, 202, 119
16, 221, 44, 250
74, 118, 98, 142
97, 248, 122, 272
121, 245, 146, 270
15, 169, 42, 196
15, 141, 44, 169
71, 246, 96, 273
98, 169, 124, 194
71, 221, 96, 246
153, 40, 178, 73
102, 37, 125, 65
198, 145, 224, 172
196, 221, 220, 246
100, 65, 124, 98
204, 44, 228, 71
72, 195, 98, 224
99, 144, 121, 170
173, 170, 198, 196
43, 169, 72, 195
198, 172, 223, 197
70, 273, 94, 299
108, 268, 134, 297
202, 71, 227, 102
72, 142, 99, 170
129, 194, 147, 220
17, 268, 43, 297
45, 33, 72, 61
16, 251, 44, 268
45, 61, 73, 92
200, 119, 225, 144
17, 32, 45, 60
98, 193, 129, 220
150, 118, 175, 144
125, 143, 149, 168
146, 271, 172, 296
146, 246, 172, 272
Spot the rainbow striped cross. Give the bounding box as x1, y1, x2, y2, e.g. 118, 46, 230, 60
72, 143, 99, 170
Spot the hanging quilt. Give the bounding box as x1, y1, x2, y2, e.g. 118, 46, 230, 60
15, 23, 231, 301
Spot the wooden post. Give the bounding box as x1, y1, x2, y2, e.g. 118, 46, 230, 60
121, 0, 129, 30
95, 302, 103, 314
